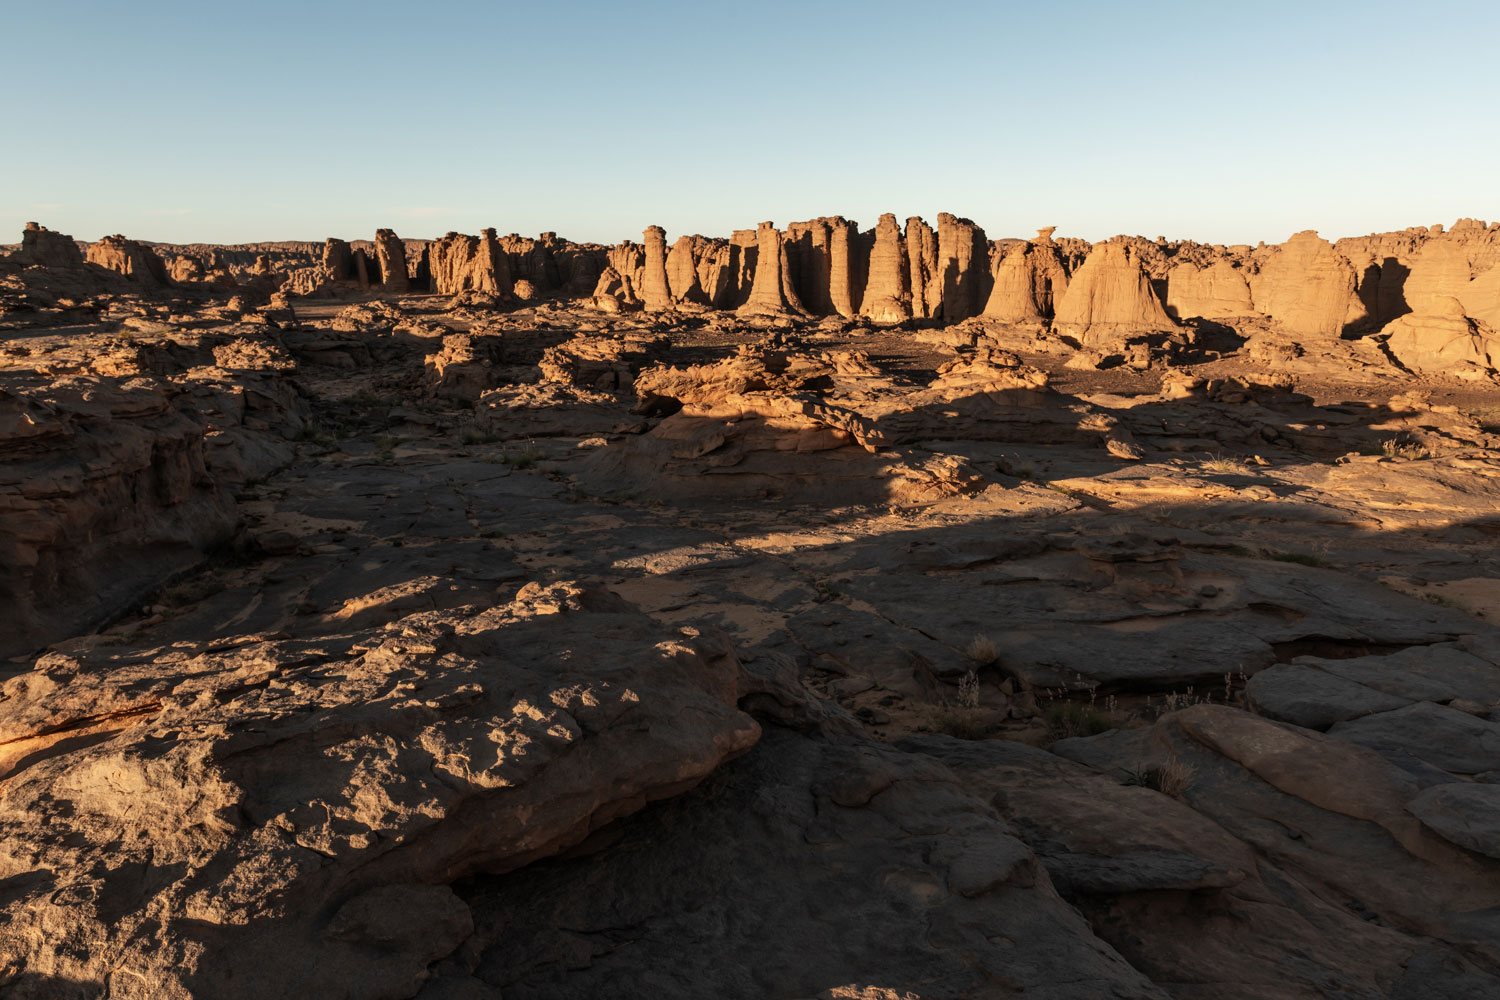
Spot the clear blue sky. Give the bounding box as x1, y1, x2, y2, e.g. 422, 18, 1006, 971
4, 0, 1497, 246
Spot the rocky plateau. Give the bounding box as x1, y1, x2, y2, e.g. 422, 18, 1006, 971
3, 214, 1500, 999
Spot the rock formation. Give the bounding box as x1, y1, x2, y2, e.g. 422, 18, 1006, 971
1250, 230, 1368, 338
1053, 239, 1176, 347
14, 222, 83, 269
374, 229, 410, 293
85, 235, 170, 286
321, 237, 354, 282
641, 226, 673, 312
1165, 260, 1256, 320
736, 222, 806, 317
428, 229, 512, 298
5, 211, 1500, 998
905, 216, 939, 319
860, 214, 911, 324
937, 213, 991, 323
1382, 295, 1498, 377
982, 231, 1071, 324
666, 235, 709, 306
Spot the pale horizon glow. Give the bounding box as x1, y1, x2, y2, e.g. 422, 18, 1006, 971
4, 0, 1497, 248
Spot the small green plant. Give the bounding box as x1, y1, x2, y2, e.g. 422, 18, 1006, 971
480, 528, 507, 539
814, 580, 841, 601
460, 430, 501, 446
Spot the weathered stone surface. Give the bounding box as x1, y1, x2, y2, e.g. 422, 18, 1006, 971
375, 229, 410, 293
858, 214, 910, 324
983, 235, 1070, 324
641, 225, 672, 312
736, 222, 806, 317
1250, 230, 1369, 337
1247, 662, 1411, 729
1053, 239, 1176, 347
1382, 295, 1498, 376
14, 222, 84, 269
86, 234, 170, 286
665, 235, 708, 306
936, 212, 990, 323
1408, 783, 1500, 859
905, 216, 939, 319
0, 582, 760, 997
1329, 702, 1500, 775
429, 230, 513, 298
1165, 260, 1255, 320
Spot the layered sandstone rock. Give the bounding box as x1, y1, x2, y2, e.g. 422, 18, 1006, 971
1165, 260, 1256, 320
428, 229, 512, 298
85, 235, 170, 286
1404, 239, 1475, 314
828, 218, 862, 318
322, 237, 354, 282
14, 222, 84, 269
666, 235, 709, 306
906, 217, 940, 319
860, 214, 911, 324
641, 226, 673, 312
1250, 231, 1368, 338
786, 218, 834, 316
1382, 295, 1499, 377
1053, 239, 1176, 347
982, 233, 1071, 324
1462, 264, 1500, 328
937, 213, 991, 323
374, 229, 409, 293
737, 222, 806, 317
0, 582, 760, 997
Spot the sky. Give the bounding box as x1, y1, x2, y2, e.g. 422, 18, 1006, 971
4, 0, 1498, 247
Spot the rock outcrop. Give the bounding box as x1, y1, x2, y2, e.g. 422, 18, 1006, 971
428, 229, 512, 298
736, 222, 806, 317
905, 216, 940, 319
982, 232, 1071, 325
374, 229, 409, 293
641, 226, 673, 312
1250, 230, 1368, 338
1053, 239, 1176, 347
937, 213, 991, 323
859, 214, 911, 324
1165, 260, 1256, 320
85, 235, 170, 286
13, 222, 84, 269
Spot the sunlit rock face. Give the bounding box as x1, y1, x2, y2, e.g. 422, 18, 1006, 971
4, 215, 1500, 998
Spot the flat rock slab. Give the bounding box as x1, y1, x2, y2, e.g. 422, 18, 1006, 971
1329, 701, 1500, 776
1302, 644, 1500, 706
1408, 783, 1500, 860
1247, 662, 1411, 730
